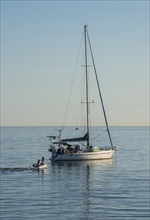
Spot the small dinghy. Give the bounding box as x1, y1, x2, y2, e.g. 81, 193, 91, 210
32, 157, 47, 170
32, 163, 47, 170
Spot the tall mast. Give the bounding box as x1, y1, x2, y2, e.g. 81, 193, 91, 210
84, 25, 90, 147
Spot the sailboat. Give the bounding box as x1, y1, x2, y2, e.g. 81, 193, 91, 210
48, 25, 116, 161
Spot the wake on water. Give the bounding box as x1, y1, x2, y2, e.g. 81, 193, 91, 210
0, 166, 42, 173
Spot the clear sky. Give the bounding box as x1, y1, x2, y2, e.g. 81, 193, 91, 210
1, 0, 149, 126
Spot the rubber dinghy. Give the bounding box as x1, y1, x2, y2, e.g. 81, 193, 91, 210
32, 163, 47, 170
32, 157, 47, 170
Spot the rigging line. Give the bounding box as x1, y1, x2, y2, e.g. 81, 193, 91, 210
92, 129, 107, 140
87, 30, 114, 149
61, 32, 84, 131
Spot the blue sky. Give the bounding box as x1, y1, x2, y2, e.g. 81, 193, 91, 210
1, 0, 149, 126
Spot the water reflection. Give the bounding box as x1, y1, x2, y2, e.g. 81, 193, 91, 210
0, 166, 48, 173
49, 160, 115, 219
51, 159, 113, 168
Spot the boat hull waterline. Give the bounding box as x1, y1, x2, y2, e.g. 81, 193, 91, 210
51, 149, 115, 161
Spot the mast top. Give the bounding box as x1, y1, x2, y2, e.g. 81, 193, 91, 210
84, 24, 88, 30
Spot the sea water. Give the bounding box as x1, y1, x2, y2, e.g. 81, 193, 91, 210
0, 126, 149, 219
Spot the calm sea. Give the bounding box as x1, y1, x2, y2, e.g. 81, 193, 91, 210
0, 126, 149, 220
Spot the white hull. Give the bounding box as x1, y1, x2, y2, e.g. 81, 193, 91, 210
32, 164, 47, 170
51, 149, 114, 161
39, 164, 47, 169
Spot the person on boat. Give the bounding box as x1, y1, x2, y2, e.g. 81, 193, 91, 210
75, 145, 80, 152
57, 143, 65, 154
66, 145, 72, 153
89, 145, 93, 152
32, 160, 40, 167
33, 159, 40, 167
40, 156, 45, 165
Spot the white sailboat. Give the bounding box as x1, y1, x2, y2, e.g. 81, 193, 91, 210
48, 25, 116, 161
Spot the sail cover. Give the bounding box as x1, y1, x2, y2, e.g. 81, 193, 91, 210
61, 132, 89, 142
